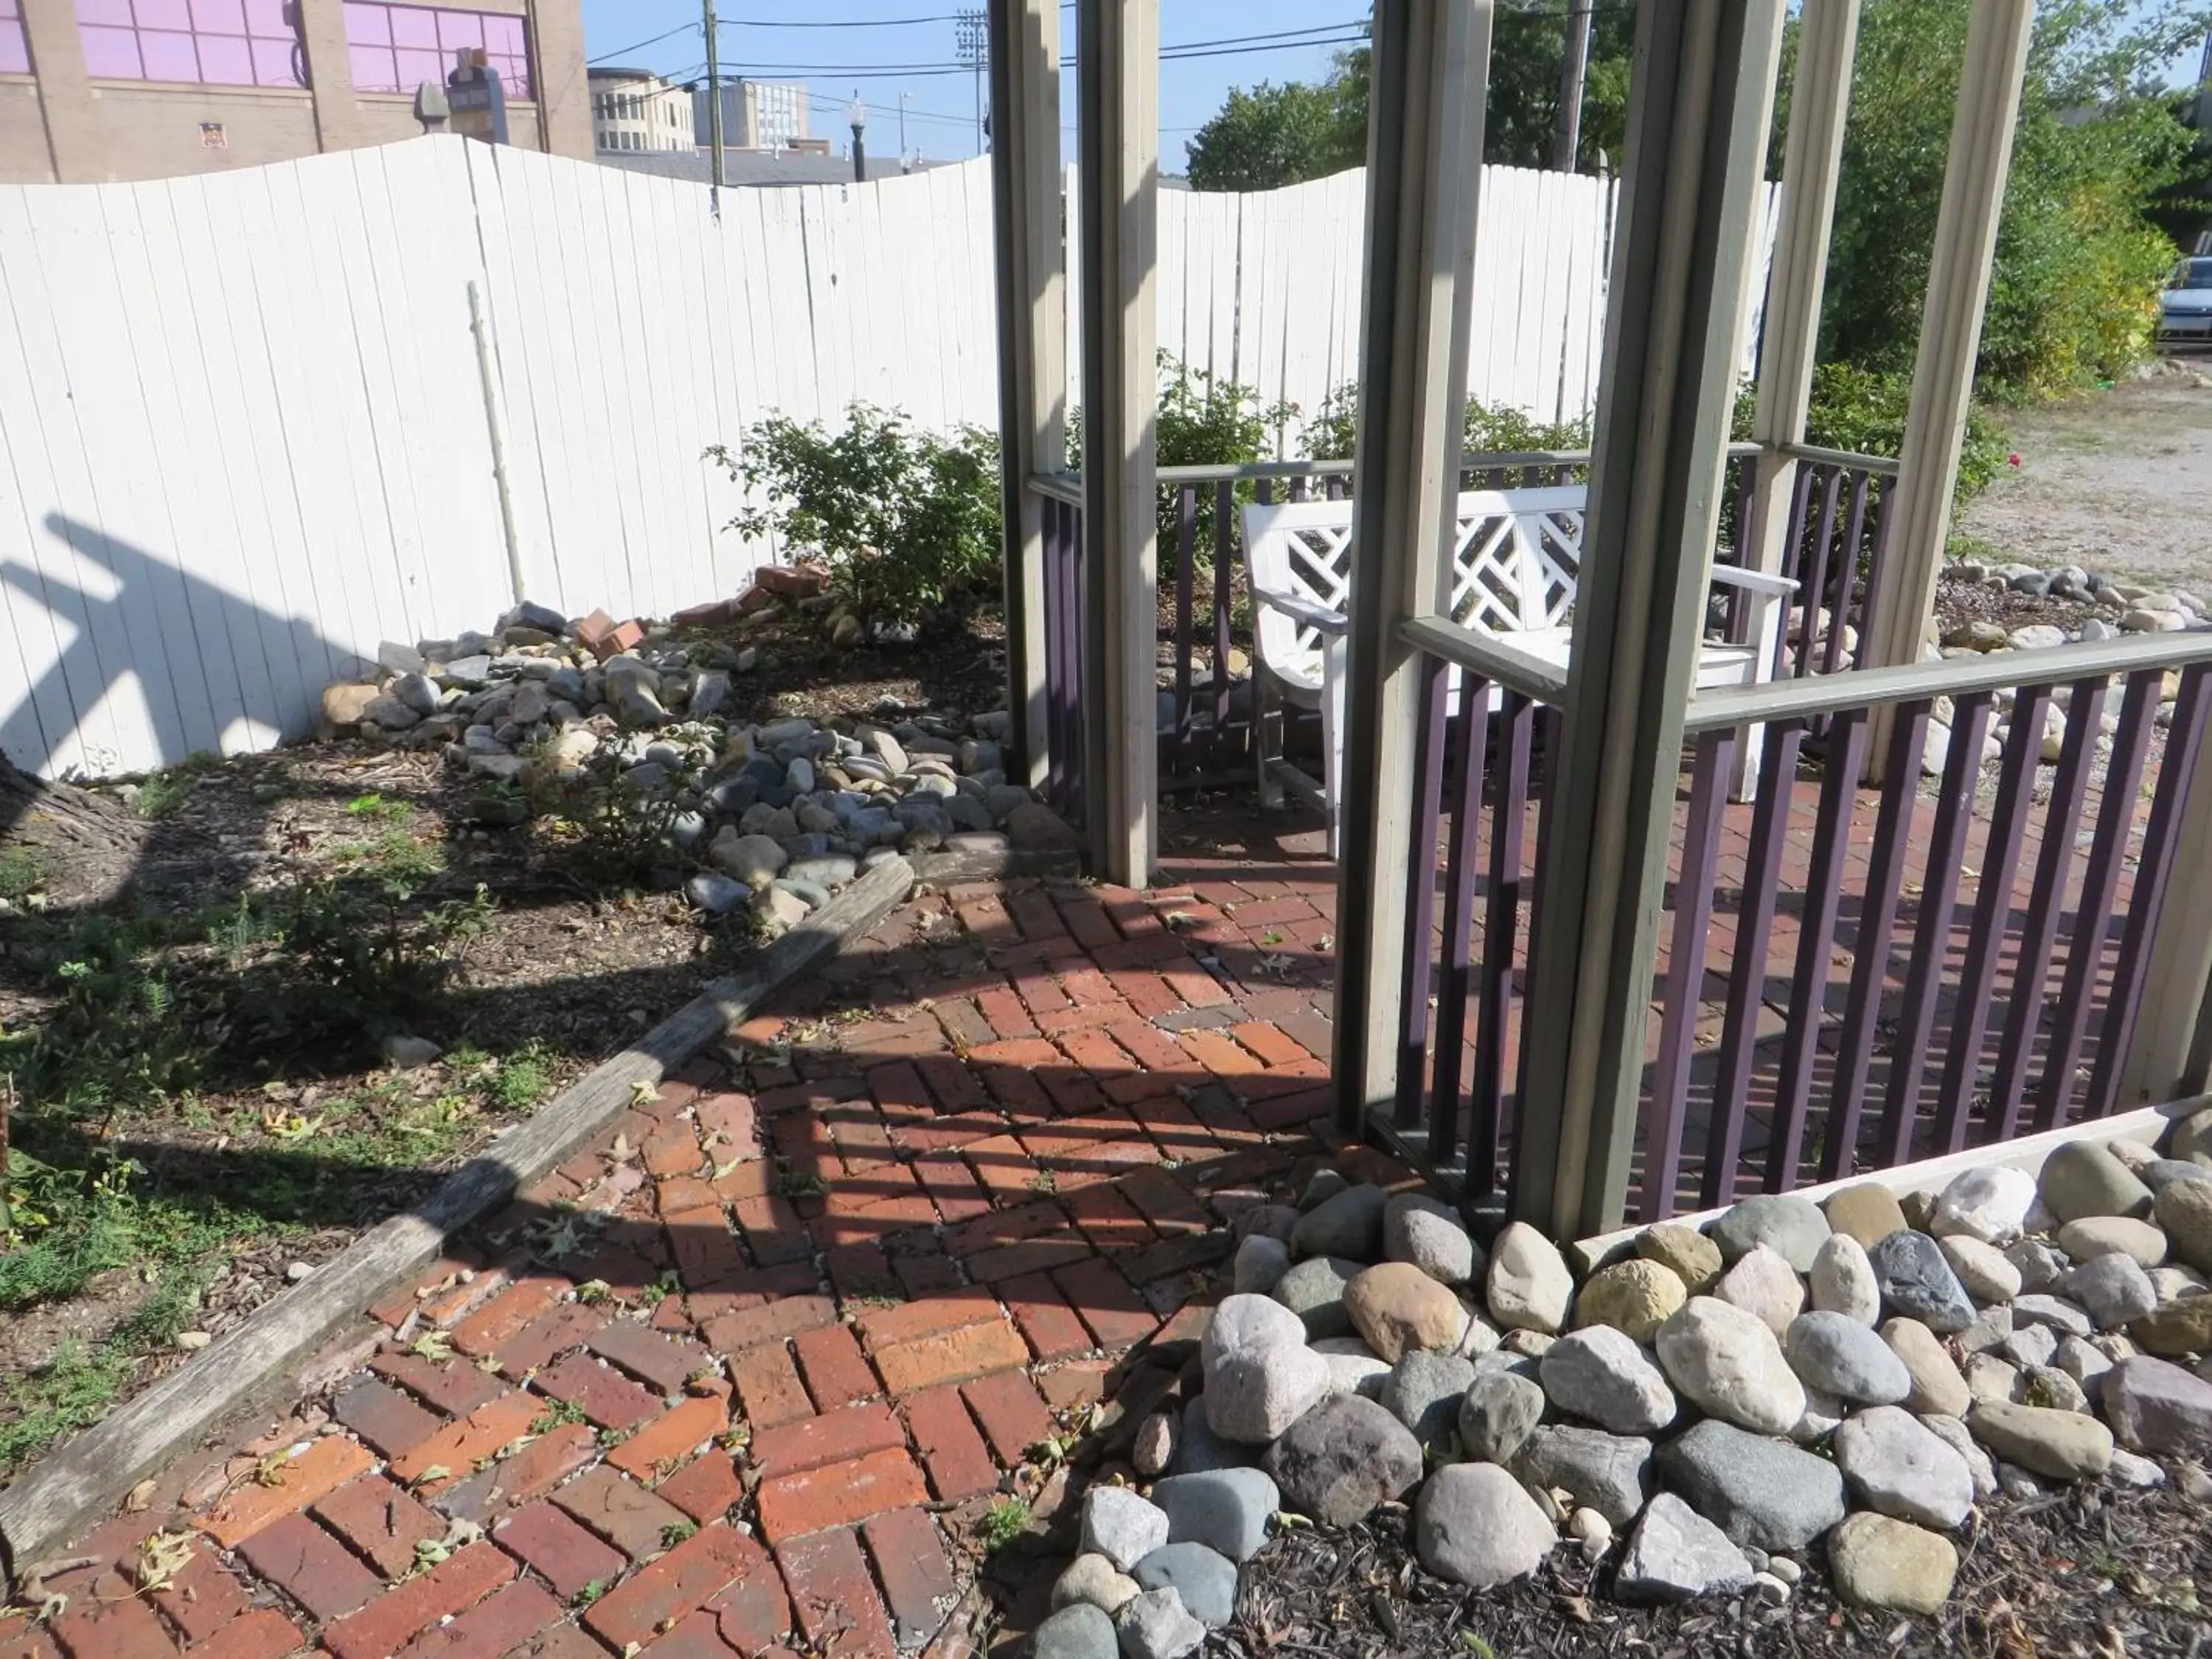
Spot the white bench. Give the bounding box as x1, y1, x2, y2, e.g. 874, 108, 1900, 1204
1241, 485, 1795, 846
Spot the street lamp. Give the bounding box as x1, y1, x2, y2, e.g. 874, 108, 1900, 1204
849, 90, 866, 184
899, 90, 911, 170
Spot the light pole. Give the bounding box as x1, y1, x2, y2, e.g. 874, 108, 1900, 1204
954, 9, 986, 156
849, 90, 866, 183
899, 90, 911, 169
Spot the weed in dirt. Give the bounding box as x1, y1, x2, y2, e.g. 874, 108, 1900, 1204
487, 1040, 557, 1112
133, 753, 223, 819
976, 1498, 1029, 1552
345, 792, 413, 821
0, 847, 46, 901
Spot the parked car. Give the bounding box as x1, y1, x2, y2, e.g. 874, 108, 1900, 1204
2161, 255, 2212, 346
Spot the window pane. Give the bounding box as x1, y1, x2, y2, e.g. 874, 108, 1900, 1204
0, 27, 27, 74
243, 0, 287, 33
198, 32, 251, 80
342, 2, 386, 44
347, 40, 394, 88
251, 32, 302, 84
389, 4, 436, 48
137, 28, 198, 78
79, 21, 140, 72
76, 0, 134, 22
434, 9, 478, 50
135, 0, 193, 28
392, 43, 438, 85
189, 0, 246, 33
482, 14, 521, 54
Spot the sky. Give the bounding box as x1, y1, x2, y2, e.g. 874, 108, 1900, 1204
579, 1, 1372, 169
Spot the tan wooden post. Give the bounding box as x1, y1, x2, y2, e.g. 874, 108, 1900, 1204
2115, 718, 2212, 1105
987, 0, 1065, 793
1076, 0, 1160, 888
1329, 0, 1492, 1138
1860, 0, 2034, 700
17, 0, 103, 181
1512, 0, 1789, 1238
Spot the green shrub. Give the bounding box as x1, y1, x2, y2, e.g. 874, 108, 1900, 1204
1305, 386, 1593, 463
709, 407, 1001, 627
1804, 363, 2009, 511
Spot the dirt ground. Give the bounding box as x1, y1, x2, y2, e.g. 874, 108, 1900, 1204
1957, 359, 2212, 588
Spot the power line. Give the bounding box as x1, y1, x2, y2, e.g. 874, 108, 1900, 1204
588, 21, 700, 66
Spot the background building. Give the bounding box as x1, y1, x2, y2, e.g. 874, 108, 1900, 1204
588, 63, 685, 154
0, 0, 588, 184
692, 76, 806, 153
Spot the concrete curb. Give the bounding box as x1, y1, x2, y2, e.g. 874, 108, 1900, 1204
0, 855, 916, 1586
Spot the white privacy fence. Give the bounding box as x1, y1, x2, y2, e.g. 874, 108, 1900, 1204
0, 136, 1776, 779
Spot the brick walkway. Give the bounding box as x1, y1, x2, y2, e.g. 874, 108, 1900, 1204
0, 851, 1344, 1659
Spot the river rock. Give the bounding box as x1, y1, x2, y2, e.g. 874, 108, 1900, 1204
1133, 1412, 1177, 1478
1832, 1405, 1974, 1528
1919, 1412, 1997, 1496
2011, 1294, 2094, 1338
712, 831, 788, 887
1784, 1311, 1913, 1405
1115, 1589, 1204, 1659
1032, 1602, 1118, 1659
1824, 1184, 1910, 1250
1708, 1194, 1830, 1273
1231, 1234, 1291, 1295
1290, 1183, 1388, 1259
1131, 1544, 1237, 1627
1968, 1400, 2113, 1480
1310, 1336, 1392, 1399
1414, 1462, 1557, 1590
1172, 1397, 1259, 1475
1540, 1326, 1677, 1434
1270, 1255, 1362, 1340
1809, 1234, 1881, 1324
1615, 1492, 1755, 1603
1655, 1298, 1806, 1436
1965, 1352, 2022, 1405
1655, 1419, 1848, 1552
2063, 1254, 2157, 1328
1940, 1235, 2022, 1304
1459, 1370, 1546, 1464
1487, 1222, 1575, 1333
2133, 1295, 2212, 1354
1201, 1295, 1329, 1443
1052, 1554, 1141, 1615
1716, 1245, 1806, 1337
1828, 1513, 1958, 1614
1382, 1192, 1480, 1285
1346, 1262, 1469, 1360
1150, 1469, 1279, 1563
1575, 1259, 1688, 1343
2153, 1175, 2212, 1273
2006, 1238, 2070, 1294
2056, 1216, 2168, 1269
1636, 1223, 1724, 1293
1082, 1486, 1169, 1572
1930, 1166, 2038, 1245
2039, 1141, 2154, 1222
1882, 1318, 1971, 1417
2102, 1354, 2212, 1455
1514, 1426, 1653, 1526
1262, 1394, 1423, 1526
1868, 1231, 1976, 1332
1382, 1352, 1476, 1452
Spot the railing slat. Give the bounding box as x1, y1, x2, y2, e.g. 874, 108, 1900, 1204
2033, 669, 2162, 1131
1503, 703, 1559, 1208
2087, 664, 2212, 1116
1472, 692, 1534, 1194
1703, 721, 1802, 1208
1430, 673, 1494, 1164
1174, 484, 1196, 754
1396, 653, 1453, 1131
1823, 699, 1930, 1183
1875, 692, 1992, 1168
1794, 467, 1843, 678
1767, 709, 1867, 1190
1213, 481, 1235, 767
1640, 731, 1735, 1223
1933, 684, 2050, 1152
1827, 471, 1874, 675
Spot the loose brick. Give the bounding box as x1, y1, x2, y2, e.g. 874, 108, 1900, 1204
369, 1351, 510, 1419
1051, 1257, 1160, 1350
330, 1378, 442, 1460
493, 1502, 627, 1600
449, 1276, 567, 1357
749, 1402, 907, 1480
704, 1537, 794, 1654
900, 1387, 998, 1501
535, 1353, 662, 1430
700, 1294, 836, 1355
394, 1577, 564, 1659
321, 1541, 516, 1659
959, 1370, 1055, 1466
756, 1445, 928, 1544
313, 1475, 445, 1577
863, 1508, 957, 1649
874, 1317, 1030, 1398
1038, 1358, 1113, 1410
146, 1541, 248, 1644
196, 1435, 376, 1548
49, 1587, 175, 1659
734, 1192, 814, 1266
964, 1237, 1093, 1284
666, 1205, 751, 1293
776, 1528, 894, 1659
552, 1467, 689, 1559
236, 1513, 381, 1619
824, 1242, 900, 1304
495, 1301, 611, 1374
655, 1449, 742, 1523
585, 1524, 771, 1652
730, 1342, 813, 1428
477, 1420, 598, 1515
852, 1284, 1001, 1352
607, 1393, 728, 1484
388, 1392, 543, 1493
586, 1319, 711, 1394
186, 1608, 305, 1659
792, 1324, 877, 1410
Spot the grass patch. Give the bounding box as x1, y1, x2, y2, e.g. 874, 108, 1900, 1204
975, 1497, 1030, 1552
0, 847, 47, 902
345, 792, 414, 821
134, 751, 223, 819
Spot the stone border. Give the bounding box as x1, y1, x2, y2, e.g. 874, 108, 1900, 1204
0, 856, 917, 1588
1568, 1098, 2197, 1277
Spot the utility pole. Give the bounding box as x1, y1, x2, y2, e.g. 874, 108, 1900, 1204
900, 90, 911, 168
849, 91, 867, 182
1553, 0, 1593, 172
703, 0, 725, 197
956, 9, 987, 156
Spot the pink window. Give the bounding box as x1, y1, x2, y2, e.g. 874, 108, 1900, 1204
74, 0, 306, 86
340, 5, 530, 99
0, 0, 32, 76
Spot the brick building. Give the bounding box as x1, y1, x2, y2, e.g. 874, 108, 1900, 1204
0, 0, 588, 185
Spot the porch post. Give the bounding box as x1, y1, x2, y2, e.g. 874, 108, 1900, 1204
2115, 729, 2212, 1104
1076, 0, 1160, 887
1512, 0, 1788, 1238
1860, 0, 2034, 699
1329, 0, 1489, 1139
988, 0, 1065, 793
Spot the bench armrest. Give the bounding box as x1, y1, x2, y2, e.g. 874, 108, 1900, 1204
1253, 581, 1350, 636
1708, 565, 1798, 599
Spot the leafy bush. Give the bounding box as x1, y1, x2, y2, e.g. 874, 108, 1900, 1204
1804, 363, 2010, 510
1305, 386, 1593, 463
709, 406, 1001, 627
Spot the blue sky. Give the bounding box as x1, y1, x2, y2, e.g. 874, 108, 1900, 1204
580, 1, 1372, 168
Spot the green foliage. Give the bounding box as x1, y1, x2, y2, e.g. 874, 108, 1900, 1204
527, 762, 685, 890
1305, 386, 1593, 463
975, 1496, 1031, 1551
710, 406, 1001, 626
0, 848, 46, 902
1804, 363, 2010, 509
1186, 80, 1354, 192
345, 792, 413, 821
0, 1267, 211, 1472
486, 1040, 557, 1113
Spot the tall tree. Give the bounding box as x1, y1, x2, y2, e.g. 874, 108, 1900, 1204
1184, 81, 1350, 191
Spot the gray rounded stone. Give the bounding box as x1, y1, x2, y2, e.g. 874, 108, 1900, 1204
1832, 1405, 1974, 1528
2039, 1141, 2154, 1224
1151, 1468, 1279, 1564
1486, 1222, 1576, 1333
1919, 1412, 1997, 1496
2152, 1175, 2212, 1274
1290, 1183, 1388, 1259
1654, 1297, 1806, 1436
1968, 1400, 2114, 1481
2063, 1254, 2157, 1329
2055, 1216, 2168, 1269
1201, 1295, 1330, 1444
2006, 1238, 2071, 1294
1784, 1311, 1913, 1405
1052, 1554, 1140, 1615
1808, 1233, 1881, 1324
1414, 1462, 1557, 1590
1458, 1370, 1546, 1465
1032, 1601, 1119, 1659
1708, 1194, 1831, 1273
1265, 1394, 1424, 1526
1514, 1425, 1653, 1526
1939, 1234, 2022, 1304
1382, 1351, 1477, 1453
1868, 1231, 1977, 1333
1172, 1397, 1259, 1475
1114, 1589, 1204, 1659
1383, 1191, 1481, 1285
2103, 1354, 2212, 1456
1655, 1419, 1849, 1552
1539, 1326, 1677, 1434
1270, 1256, 1363, 1340
1133, 1412, 1177, 1478
1131, 1544, 1237, 1627
1615, 1491, 1755, 1604
1082, 1486, 1169, 1571
1310, 1336, 1393, 1399
2012, 1294, 2094, 1337
1232, 1234, 1292, 1295
1827, 1513, 1958, 1615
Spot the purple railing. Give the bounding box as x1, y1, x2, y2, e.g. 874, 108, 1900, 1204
1765, 446, 1896, 678
1036, 481, 1087, 828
